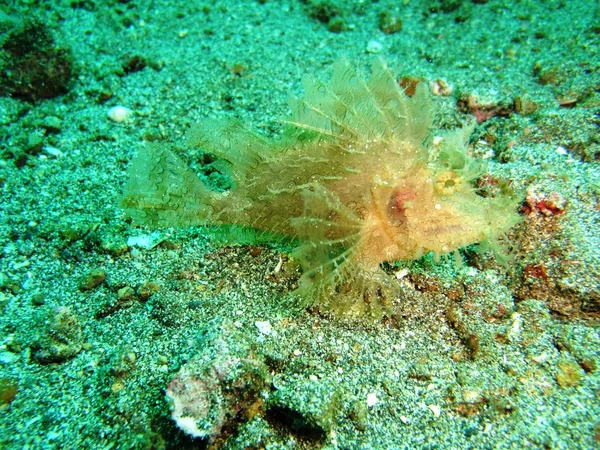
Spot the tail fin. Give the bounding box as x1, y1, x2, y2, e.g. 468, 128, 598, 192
121, 142, 221, 227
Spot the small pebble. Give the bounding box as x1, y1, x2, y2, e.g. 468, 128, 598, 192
31, 292, 45, 306
430, 79, 453, 97
138, 282, 160, 301
111, 380, 125, 393
79, 269, 106, 291
41, 116, 62, 133
117, 286, 135, 302
366, 40, 383, 54
0, 351, 18, 364
107, 106, 132, 123
44, 146, 63, 158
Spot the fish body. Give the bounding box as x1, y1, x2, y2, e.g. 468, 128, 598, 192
122, 59, 521, 318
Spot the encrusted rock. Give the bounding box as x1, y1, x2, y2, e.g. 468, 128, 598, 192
166, 324, 270, 443
31, 307, 84, 364
78, 268, 106, 291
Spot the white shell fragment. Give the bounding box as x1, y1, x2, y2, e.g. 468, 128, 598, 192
255, 321, 272, 335
126, 232, 164, 250
367, 392, 378, 407
428, 404, 441, 418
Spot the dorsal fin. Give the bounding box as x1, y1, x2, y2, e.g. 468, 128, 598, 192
286, 58, 434, 152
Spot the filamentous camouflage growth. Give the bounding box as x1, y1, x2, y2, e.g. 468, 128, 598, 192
122, 59, 522, 318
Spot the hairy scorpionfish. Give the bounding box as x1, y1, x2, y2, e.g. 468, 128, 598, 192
122, 59, 521, 318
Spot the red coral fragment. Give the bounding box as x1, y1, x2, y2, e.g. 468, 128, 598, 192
523, 263, 548, 281
458, 94, 513, 124
521, 189, 567, 216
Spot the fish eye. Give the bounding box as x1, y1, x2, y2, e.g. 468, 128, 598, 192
435, 170, 463, 196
